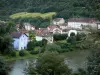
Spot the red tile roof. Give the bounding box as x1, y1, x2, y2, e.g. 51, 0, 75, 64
47, 25, 58, 29
35, 28, 52, 37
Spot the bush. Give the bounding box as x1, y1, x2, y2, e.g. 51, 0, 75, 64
19, 50, 26, 56
67, 36, 76, 44
53, 34, 68, 41
45, 44, 61, 52
27, 40, 42, 51
10, 50, 16, 57
30, 50, 39, 54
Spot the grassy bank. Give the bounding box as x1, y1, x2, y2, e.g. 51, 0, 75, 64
0, 51, 38, 62
10, 12, 56, 19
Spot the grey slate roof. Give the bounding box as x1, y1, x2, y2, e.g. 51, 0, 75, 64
12, 32, 27, 38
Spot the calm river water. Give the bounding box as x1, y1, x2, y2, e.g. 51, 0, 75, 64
9, 50, 90, 75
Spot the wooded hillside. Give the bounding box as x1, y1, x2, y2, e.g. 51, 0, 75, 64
0, 0, 100, 20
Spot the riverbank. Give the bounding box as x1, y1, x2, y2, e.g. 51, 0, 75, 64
0, 51, 38, 62
0, 50, 90, 62
8, 50, 90, 75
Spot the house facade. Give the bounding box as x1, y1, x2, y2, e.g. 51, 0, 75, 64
58, 23, 68, 29
24, 23, 35, 31
68, 18, 99, 30
53, 18, 65, 25
12, 32, 28, 50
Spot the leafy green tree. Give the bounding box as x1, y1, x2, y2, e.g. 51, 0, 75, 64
29, 31, 35, 40
0, 58, 9, 75
25, 51, 72, 75
42, 39, 47, 47
27, 41, 36, 51
53, 34, 68, 41
0, 0, 93, 20
27, 40, 42, 51
67, 36, 76, 44
87, 46, 100, 75
0, 22, 15, 54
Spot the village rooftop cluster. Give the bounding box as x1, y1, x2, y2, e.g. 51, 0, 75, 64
12, 18, 100, 50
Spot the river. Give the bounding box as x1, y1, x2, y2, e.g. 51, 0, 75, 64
9, 50, 90, 75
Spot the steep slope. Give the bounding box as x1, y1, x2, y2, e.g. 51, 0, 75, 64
0, 0, 88, 20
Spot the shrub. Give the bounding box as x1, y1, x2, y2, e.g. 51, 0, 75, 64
67, 36, 76, 44
10, 50, 16, 57
27, 40, 42, 51
53, 34, 68, 41
45, 44, 61, 52
30, 50, 39, 54
19, 50, 26, 56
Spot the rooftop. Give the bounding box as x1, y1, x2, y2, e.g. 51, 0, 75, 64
53, 18, 64, 22
12, 32, 22, 38
11, 32, 27, 38
68, 18, 99, 23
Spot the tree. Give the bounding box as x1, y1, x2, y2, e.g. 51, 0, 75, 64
29, 31, 35, 40
27, 40, 36, 51
67, 36, 76, 44
0, 21, 15, 54
87, 46, 100, 75
41, 39, 48, 52
0, 58, 9, 75
42, 39, 47, 47
25, 51, 71, 75
53, 34, 68, 41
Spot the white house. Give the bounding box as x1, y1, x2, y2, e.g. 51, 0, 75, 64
68, 18, 99, 30
12, 32, 29, 50
24, 23, 35, 31
53, 18, 65, 25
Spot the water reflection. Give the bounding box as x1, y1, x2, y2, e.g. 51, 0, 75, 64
9, 59, 31, 75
